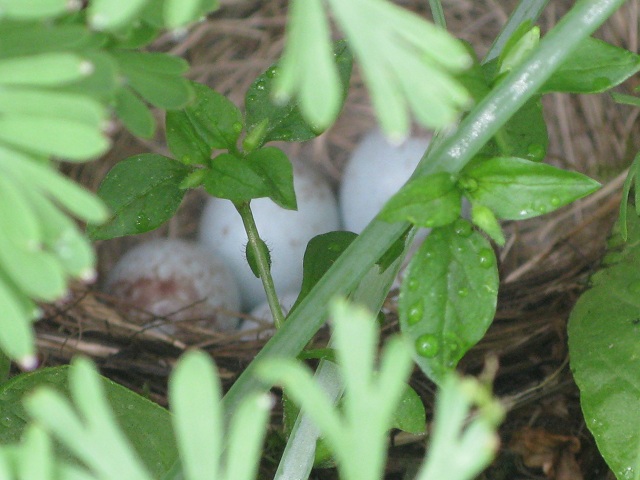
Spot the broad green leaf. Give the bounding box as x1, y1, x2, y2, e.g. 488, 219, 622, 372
399, 222, 499, 384
113, 51, 193, 109
2, 364, 176, 478
114, 87, 156, 138
461, 157, 600, 220
203, 154, 266, 203
479, 96, 548, 162
246, 147, 296, 210
0, 116, 109, 160
391, 386, 426, 434
87, 154, 189, 240
0, 276, 35, 361
541, 37, 640, 94
166, 82, 242, 161
379, 172, 462, 228
169, 351, 222, 480
291, 231, 358, 314
274, 0, 341, 130
568, 210, 640, 480
0, 86, 105, 127
163, 0, 219, 29
327, 0, 471, 139
0, 53, 91, 86
245, 41, 352, 145
0, 0, 72, 20
88, 0, 148, 31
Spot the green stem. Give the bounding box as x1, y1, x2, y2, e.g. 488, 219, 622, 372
428, 0, 447, 29
235, 202, 286, 329
222, 0, 627, 419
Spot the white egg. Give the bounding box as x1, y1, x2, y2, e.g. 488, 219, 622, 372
198, 160, 340, 309
104, 239, 240, 336
239, 291, 299, 340
340, 129, 431, 233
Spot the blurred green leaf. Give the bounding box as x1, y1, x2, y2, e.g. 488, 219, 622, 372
470, 203, 505, 246
19, 425, 54, 480
274, 0, 341, 130
0, 116, 109, 161
245, 40, 352, 146
169, 351, 222, 480
380, 173, 462, 228
166, 82, 242, 162
0, 23, 92, 57
108, 20, 160, 49
569, 210, 640, 480
0, 274, 36, 362
461, 157, 600, 220
114, 87, 156, 138
327, 0, 471, 139
0, 53, 91, 86
113, 50, 193, 109
540, 37, 640, 94
163, 0, 219, 29
88, 0, 149, 31
497, 22, 539, 75
399, 222, 498, 384
59, 50, 119, 96
88, 154, 189, 240
0, 0, 73, 20
246, 147, 296, 209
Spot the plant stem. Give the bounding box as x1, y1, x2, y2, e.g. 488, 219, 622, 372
428, 0, 447, 29
235, 201, 286, 329
222, 0, 627, 420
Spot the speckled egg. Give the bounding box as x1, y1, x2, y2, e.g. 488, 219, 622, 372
104, 239, 240, 336
198, 160, 340, 309
340, 129, 431, 233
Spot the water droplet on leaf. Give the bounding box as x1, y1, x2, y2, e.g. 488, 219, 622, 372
232, 122, 243, 133
550, 196, 561, 206
256, 79, 267, 91
247, 94, 257, 102
457, 287, 468, 297
407, 301, 424, 325
453, 219, 472, 237
415, 334, 439, 358
266, 67, 278, 78
478, 248, 494, 268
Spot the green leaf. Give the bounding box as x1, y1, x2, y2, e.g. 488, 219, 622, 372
0, 23, 91, 57
113, 50, 193, 109
203, 154, 267, 203
0, 53, 91, 86
391, 386, 426, 434
113, 87, 156, 138
400, 221, 499, 384
87, 154, 189, 240
470, 203, 505, 247
541, 37, 640, 94
479, 96, 548, 162
612, 91, 640, 109
166, 82, 242, 161
245, 40, 352, 146
0, 116, 109, 161
109, 19, 160, 49
461, 157, 600, 220
291, 231, 358, 314
0, 275, 36, 361
88, 0, 149, 31
0, 86, 105, 127
379, 173, 462, 228
246, 147, 296, 210
274, 0, 341, 130
568, 210, 640, 480
163, 0, 219, 29
0, 0, 73, 20
19, 424, 54, 480
497, 22, 540, 75
169, 351, 222, 480
327, 0, 471, 139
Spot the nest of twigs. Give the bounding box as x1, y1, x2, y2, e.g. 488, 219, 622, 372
42, 0, 640, 478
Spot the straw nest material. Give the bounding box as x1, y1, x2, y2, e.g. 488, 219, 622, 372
43, 1, 640, 478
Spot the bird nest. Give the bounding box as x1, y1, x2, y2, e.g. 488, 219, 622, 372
42, 0, 640, 478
